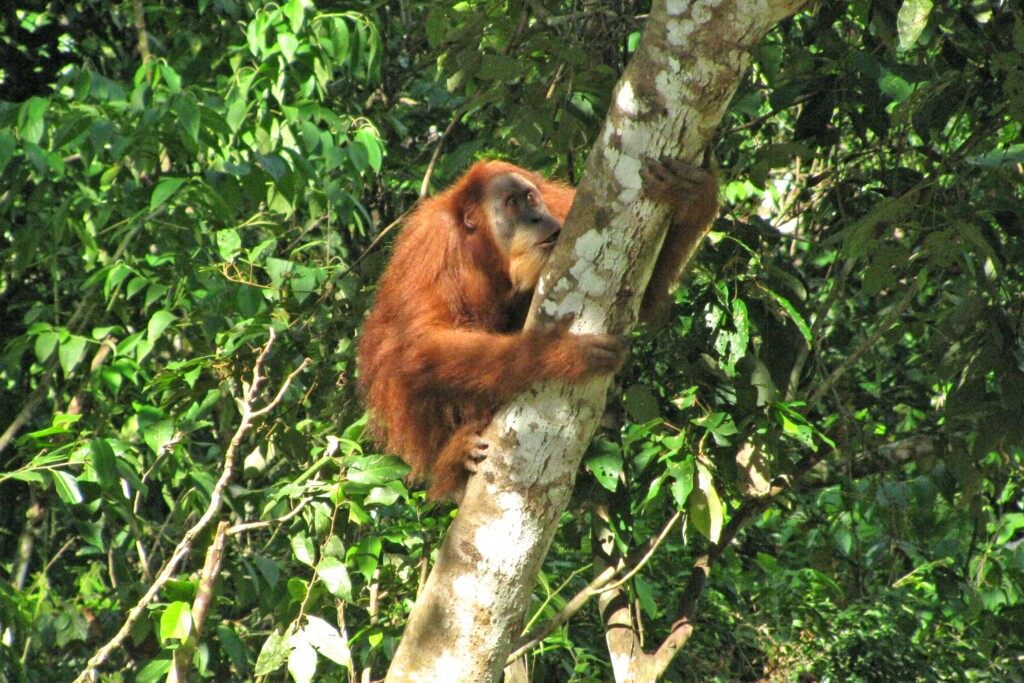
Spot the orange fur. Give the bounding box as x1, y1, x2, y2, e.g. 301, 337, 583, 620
357, 158, 717, 501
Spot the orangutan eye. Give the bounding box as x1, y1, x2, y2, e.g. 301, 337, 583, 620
506, 196, 518, 208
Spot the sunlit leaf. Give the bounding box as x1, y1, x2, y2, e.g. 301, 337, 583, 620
147, 310, 177, 342
150, 177, 187, 212
316, 557, 353, 601
897, 0, 933, 51
288, 630, 317, 683
58, 335, 87, 375
255, 630, 289, 676
159, 601, 193, 642
52, 470, 83, 504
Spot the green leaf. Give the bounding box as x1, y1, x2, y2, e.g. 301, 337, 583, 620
255, 630, 290, 676
302, 616, 351, 668
968, 143, 1024, 169
689, 464, 723, 543
142, 418, 175, 456
58, 336, 88, 375
147, 310, 177, 341
425, 9, 450, 49
477, 54, 519, 81
174, 94, 200, 145
349, 537, 381, 582
354, 128, 383, 173
34, 329, 60, 362
842, 197, 911, 258
246, 15, 264, 57
316, 557, 353, 601
160, 601, 193, 642
216, 625, 250, 673
585, 441, 623, 492
634, 575, 661, 619
326, 17, 349, 62
226, 95, 248, 133
279, 32, 299, 63
150, 176, 187, 212
19, 96, 48, 144
623, 384, 661, 423
283, 0, 305, 32
668, 457, 695, 508
135, 657, 172, 683
729, 298, 750, 367
344, 454, 410, 486
0, 130, 16, 175
52, 470, 84, 504
89, 440, 119, 491
761, 288, 812, 346
897, 0, 933, 52
159, 63, 182, 92
289, 264, 319, 303
292, 532, 316, 566
265, 257, 295, 293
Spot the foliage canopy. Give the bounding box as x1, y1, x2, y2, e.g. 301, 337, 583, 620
1, 1, 1022, 681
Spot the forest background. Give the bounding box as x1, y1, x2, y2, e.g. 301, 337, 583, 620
0, 0, 1022, 681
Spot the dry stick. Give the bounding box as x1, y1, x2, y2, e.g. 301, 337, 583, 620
227, 498, 310, 535
72, 330, 311, 683
650, 278, 925, 668
169, 520, 229, 683
505, 511, 682, 665
418, 111, 465, 199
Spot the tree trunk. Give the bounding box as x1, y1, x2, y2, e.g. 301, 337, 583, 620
385, 1, 812, 681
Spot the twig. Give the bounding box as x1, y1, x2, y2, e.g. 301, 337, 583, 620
336, 209, 411, 279
227, 499, 310, 535
596, 511, 681, 594
506, 511, 681, 664
419, 111, 464, 199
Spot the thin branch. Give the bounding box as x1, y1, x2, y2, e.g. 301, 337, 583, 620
227, 499, 310, 535
506, 562, 622, 664
506, 511, 681, 664
419, 111, 464, 199
336, 208, 411, 279
597, 511, 681, 594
